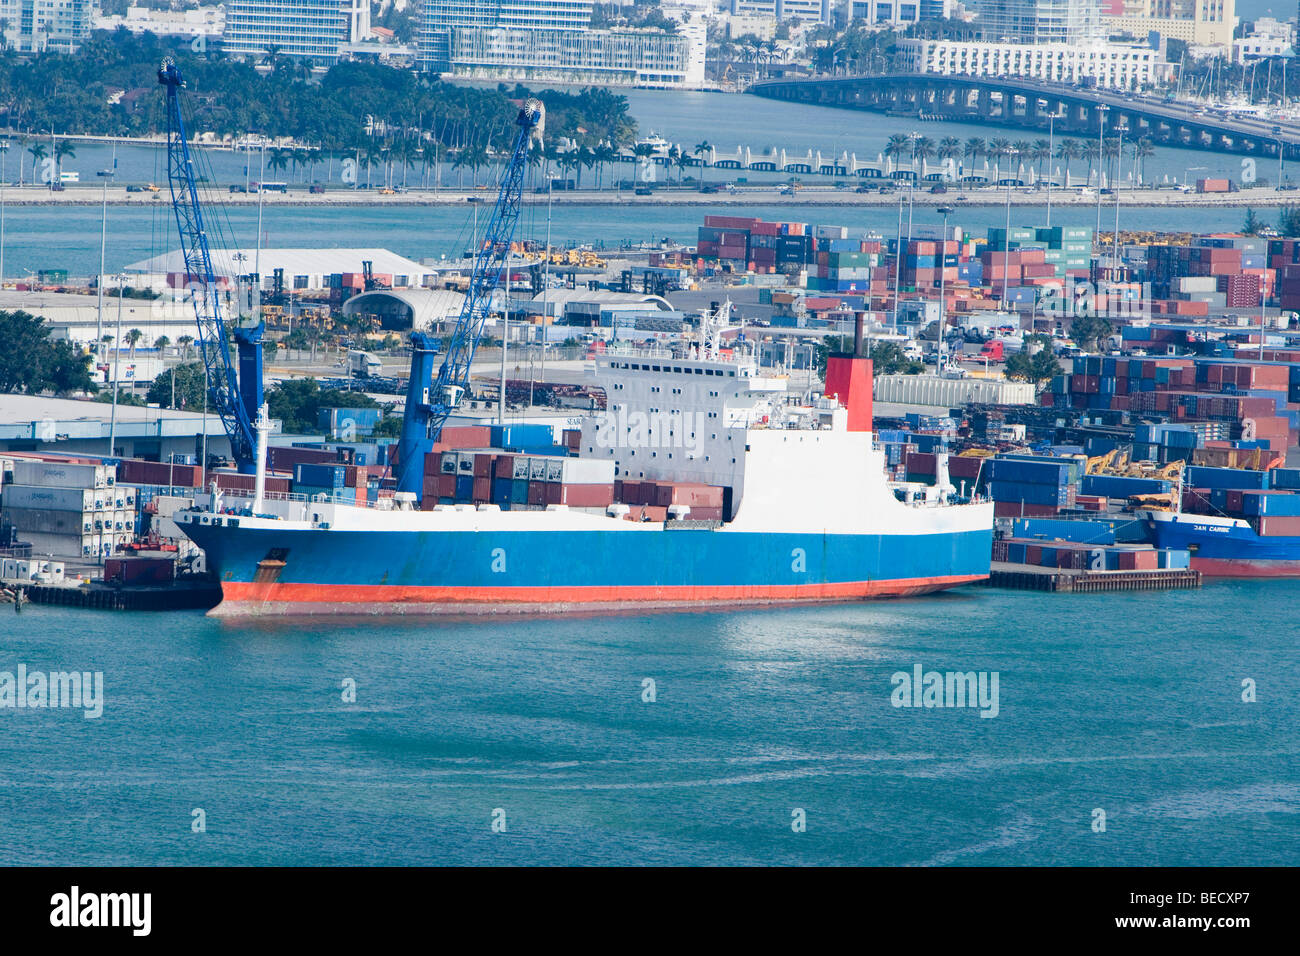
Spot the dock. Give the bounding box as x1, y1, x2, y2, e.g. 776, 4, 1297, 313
21, 579, 222, 611
983, 562, 1202, 593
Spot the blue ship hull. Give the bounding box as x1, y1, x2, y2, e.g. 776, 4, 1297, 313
183, 521, 993, 615
1145, 513, 1300, 577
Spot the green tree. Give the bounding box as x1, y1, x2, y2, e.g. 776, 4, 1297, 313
267, 378, 381, 434
814, 337, 922, 376
1004, 342, 1062, 384
1243, 207, 1262, 235
1070, 315, 1114, 351
1279, 204, 1300, 237
0, 310, 97, 394
146, 361, 207, 410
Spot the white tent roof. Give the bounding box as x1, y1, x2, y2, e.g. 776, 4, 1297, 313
126, 248, 437, 280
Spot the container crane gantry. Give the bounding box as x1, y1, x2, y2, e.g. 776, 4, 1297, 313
158, 57, 263, 473
396, 98, 545, 498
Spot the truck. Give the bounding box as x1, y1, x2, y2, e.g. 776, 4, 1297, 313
348, 350, 383, 379
978, 340, 1005, 362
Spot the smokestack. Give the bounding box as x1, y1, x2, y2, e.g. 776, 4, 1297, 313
853, 313, 864, 357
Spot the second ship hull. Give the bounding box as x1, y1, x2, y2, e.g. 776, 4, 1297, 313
184, 520, 992, 616
1144, 510, 1300, 577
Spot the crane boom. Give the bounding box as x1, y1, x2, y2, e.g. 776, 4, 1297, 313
158, 57, 261, 472
397, 98, 544, 497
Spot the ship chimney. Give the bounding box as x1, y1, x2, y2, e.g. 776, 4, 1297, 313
824, 315, 873, 432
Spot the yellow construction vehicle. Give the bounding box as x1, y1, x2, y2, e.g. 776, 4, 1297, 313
1086, 449, 1117, 474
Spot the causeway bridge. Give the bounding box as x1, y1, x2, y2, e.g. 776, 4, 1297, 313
751, 73, 1300, 160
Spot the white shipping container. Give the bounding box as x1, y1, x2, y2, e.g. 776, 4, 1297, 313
512, 456, 531, 480
1, 558, 17, 579
1177, 276, 1218, 293
560, 458, 615, 485
11, 460, 112, 490
2, 484, 96, 512
544, 459, 565, 482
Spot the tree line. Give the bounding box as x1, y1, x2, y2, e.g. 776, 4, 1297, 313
0, 30, 638, 163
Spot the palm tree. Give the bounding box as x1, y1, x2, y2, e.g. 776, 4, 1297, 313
694, 141, 711, 185
963, 137, 985, 170
1131, 137, 1155, 187
153, 335, 170, 353
575, 145, 595, 190
53, 139, 75, 184
988, 138, 1012, 178
177, 335, 194, 360
666, 145, 681, 186
912, 135, 936, 173
884, 133, 911, 171
28, 142, 47, 185
1031, 139, 1051, 180
594, 142, 618, 190
127, 328, 142, 360
1056, 139, 1080, 186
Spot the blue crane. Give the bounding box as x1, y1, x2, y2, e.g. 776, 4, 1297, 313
396, 98, 545, 498
158, 57, 262, 473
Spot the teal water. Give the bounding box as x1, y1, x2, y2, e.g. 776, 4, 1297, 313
0, 200, 1260, 281
0, 581, 1295, 866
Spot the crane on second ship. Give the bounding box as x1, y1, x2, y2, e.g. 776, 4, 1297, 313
395, 98, 545, 498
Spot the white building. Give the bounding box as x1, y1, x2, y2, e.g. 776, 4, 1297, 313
420, 0, 703, 86
897, 38, 1171, 89
974, 0, 1103, 43
126, 247, 438, 293
1102, 0, 1236, 52
843, 0, 952, 26
729, 0, 832, 22
223, 0, 369, 62
0, 0, 91, 52
95, 4, 226, 41
1234, 17, 1293, 61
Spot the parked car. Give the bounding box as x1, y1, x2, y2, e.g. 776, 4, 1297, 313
229, 184, 248, 193
855, 183, 877, 193
929, 184, 948, 194
634, 186, 653, 196
125, 185, 145, 193
309, 184, 325, 194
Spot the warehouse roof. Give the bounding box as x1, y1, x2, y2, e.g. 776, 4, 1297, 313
126, 247, 437, 281
0, 394, 227, 442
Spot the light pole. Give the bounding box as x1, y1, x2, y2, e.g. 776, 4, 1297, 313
0, 138, 8, 291
96, 147, 115, 354
1046, 109, 1062, 228
892, 192, 904, 332
1002, 149, 1018, 309
1095, 103, 1109, 241
937, 205, 954, 373
1274, 125, 1285, 188
107, 272, 126, 458
1112, 125, 1127, 282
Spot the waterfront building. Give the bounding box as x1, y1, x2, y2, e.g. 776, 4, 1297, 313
223, 0, 369, 62
973, 0, 1103, 44
896, 36, 1171, 88
1101, 0, 1236, 52
94, 4, 226, 41
728, 0, 833, 23
843, 0, 953, 28
0, 0, 92, 53
418, 0, 704, 87
1234, 16, 1293, 61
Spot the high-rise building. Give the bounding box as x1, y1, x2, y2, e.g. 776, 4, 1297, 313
223, 0, 369, 62
419, 0, 702, 87
0, 0, 92, 53
1101, 0, 1236, 52
974, 0, 1103, 44
844, 0, 953, 27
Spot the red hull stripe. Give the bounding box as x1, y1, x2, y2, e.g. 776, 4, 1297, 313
1192, 557, 1300, 578
216, 574, 987, 614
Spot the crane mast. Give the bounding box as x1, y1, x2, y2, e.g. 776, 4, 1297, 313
397, 98, 544, 498
158, 57, 262, 473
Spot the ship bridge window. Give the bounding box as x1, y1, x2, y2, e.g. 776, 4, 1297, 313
652, 365, 662, 372
729, 371, 736, 376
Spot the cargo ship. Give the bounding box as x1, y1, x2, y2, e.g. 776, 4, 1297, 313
1143, 508, 1300, 576
177, 347, 993, 616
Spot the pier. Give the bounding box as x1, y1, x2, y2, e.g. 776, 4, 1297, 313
984, 562, 1202, 593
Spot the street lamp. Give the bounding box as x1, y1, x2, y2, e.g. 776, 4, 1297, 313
1273, 124, 1285, 188
1002, 148, 1018, 309
1095, 103, 1109, 241
1112, 124, 1127, 282
0, 137, 8, 291
1046, 108, 1064, 228
937, 205, 954, 373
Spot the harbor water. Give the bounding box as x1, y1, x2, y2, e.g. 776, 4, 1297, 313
1, 580, 1295, 865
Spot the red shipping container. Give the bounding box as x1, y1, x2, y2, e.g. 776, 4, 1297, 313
472, 476, 490, 502
528, 481, 547, 505
558, 483, 615, 507
493, 455, 515, 479
473, 454, 492, 478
